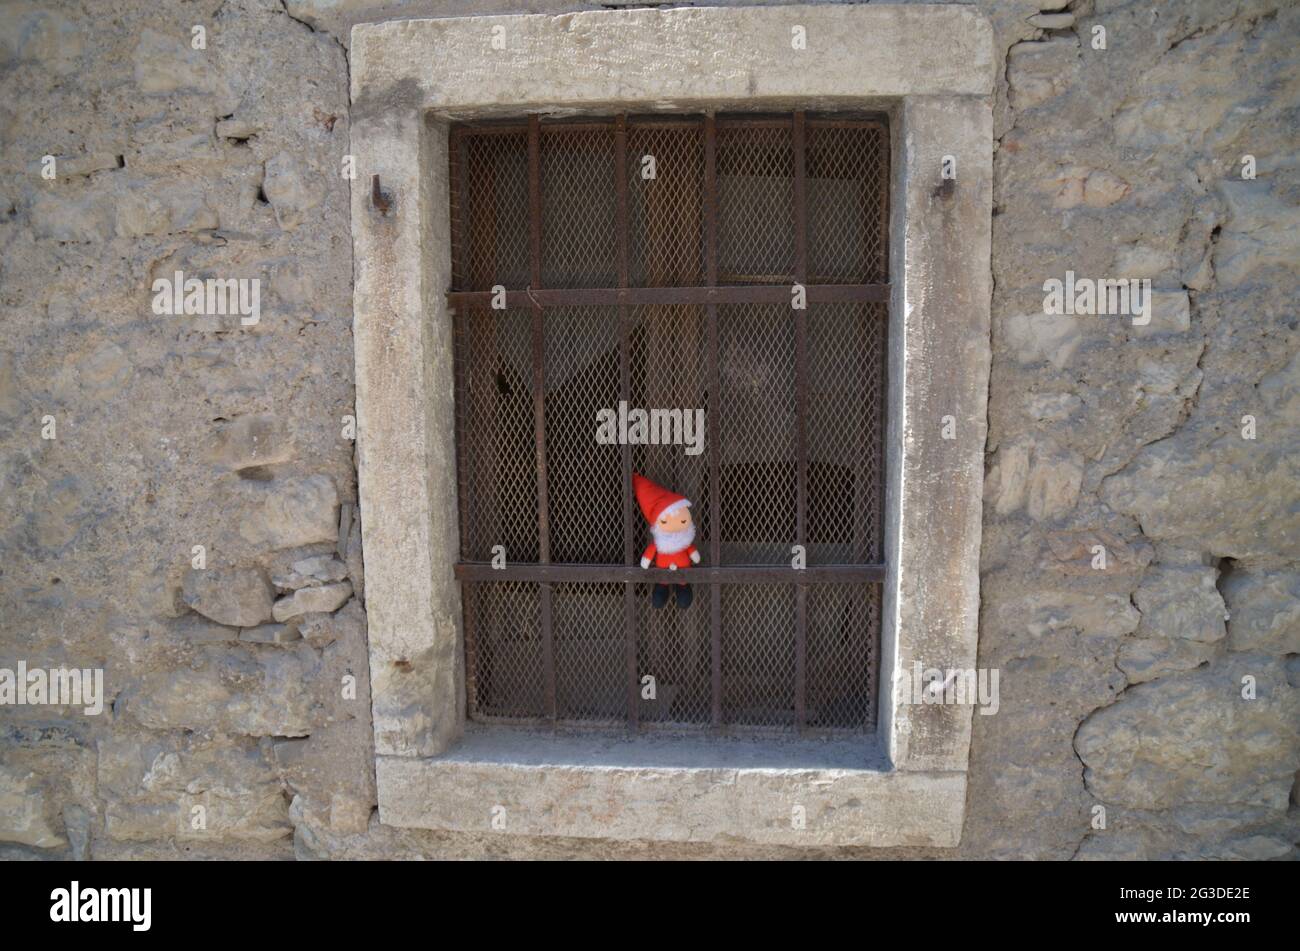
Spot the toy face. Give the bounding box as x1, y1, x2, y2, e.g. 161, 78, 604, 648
658, 507, 692, 532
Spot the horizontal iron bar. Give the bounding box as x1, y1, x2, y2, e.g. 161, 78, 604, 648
455, 562, 885, 584
448, 284, 889, 309
451, 116, 886, 135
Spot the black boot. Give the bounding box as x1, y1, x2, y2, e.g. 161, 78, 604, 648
674, 583, 693, 609
651, 583, 671, 609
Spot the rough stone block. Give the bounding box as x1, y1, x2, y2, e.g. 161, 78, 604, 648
0, 764, 67, 848
207, 413, 294, 471
1133, 564, 1227, 644
117, 645, 324, 736
272, 581, 352, 621
272, 554, 348, 589
1076, 656, 1300, 810
237, 475, 339, 551
240, 622, 302, 645
1222, 568, 1300, 654
262, 153, 323, 231
181, 566, 275, 628
1117, 636, 1216, 684
98, 734, 291, 843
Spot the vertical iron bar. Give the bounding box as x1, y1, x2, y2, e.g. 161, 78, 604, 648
450, 131, 471, 568
704, 114, 723, 728
451, 132, 474, 563
853, 128, 870, 570
879, 123, 891, 284
878, 123, 891, 566
529, 117, 543, 299
852, 313, 869, 565
449, 127, 465, 291
792, 111, 809, 731
451, 129, 480, 720
452, 298, 479, 720
871, 126, 890, 724
615, 115, 640, 729
529, 115, 556, 723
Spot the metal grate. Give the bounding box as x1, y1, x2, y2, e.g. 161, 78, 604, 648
454, 306, 539, 563
807, 123, 890, 284
717, 120, 795, 285
463, 581, 544, 721
628, 120, 706, 286
541, 127, 620, 289
544, 307, 623, 564
718, 302, 798, 565
452, 128, 531, 291
807, 302, 888, 564
450, 113, 889, 734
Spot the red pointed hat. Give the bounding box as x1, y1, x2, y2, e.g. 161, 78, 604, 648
633, 473, 690, 525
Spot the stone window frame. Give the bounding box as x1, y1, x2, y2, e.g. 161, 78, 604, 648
349, 4, 993, 847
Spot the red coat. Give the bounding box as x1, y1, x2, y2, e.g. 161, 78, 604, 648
640, 543, 700, 570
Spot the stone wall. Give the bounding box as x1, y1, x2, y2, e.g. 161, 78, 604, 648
1, 0, 1296, 860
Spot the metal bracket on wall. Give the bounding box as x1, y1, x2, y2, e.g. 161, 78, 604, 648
371, 174, 392, 216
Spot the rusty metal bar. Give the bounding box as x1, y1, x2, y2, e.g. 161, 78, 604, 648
447, 284, 889, 308
455, 563, 884, 584
450, 298, 478, 718
877, 123, 891, 564
853, 120, 873, 565
792, 111, 809, 731
451, 116, 884, 136
449, 127, 464, 290
529, 115, 543, 295
715, 116, 813, 129
881, 123, 892, 282
868, 585, 881, 731
461, 580, 481, 717
793, 112, 808, 291
703, 113, 723, 728
852, 319, 869, 565
615, 114, 640, 729
451, 324, 470, 557
455, 119, 698, 135
528, 115, 557, 722
450, 301, 472, 565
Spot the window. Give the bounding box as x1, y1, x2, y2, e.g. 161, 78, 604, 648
353, 3, 993, 845
449, 112, 889, 734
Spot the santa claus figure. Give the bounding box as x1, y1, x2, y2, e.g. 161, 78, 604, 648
634, 472, 700, 609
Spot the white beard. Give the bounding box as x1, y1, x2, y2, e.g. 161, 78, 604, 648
651, 522, 696, 555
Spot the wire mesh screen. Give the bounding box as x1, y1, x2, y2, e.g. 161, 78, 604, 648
541, 127, 619, 289
452, 129, 530, 291
545, 307, 623, 564
807, 302, 888, 564
454, 306, 539, 563
629, 304, 711, 548
718, 303, 797, 564
554, 582, 626, 723
451, 113, 888, 734
628, 121, 706, 286
463, 580, 544, 720
637, 587, 712, 725
806, 584, 880, 729
807, 123, 890, 284
721, 584, 797, 727
717, 121, 795, 284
